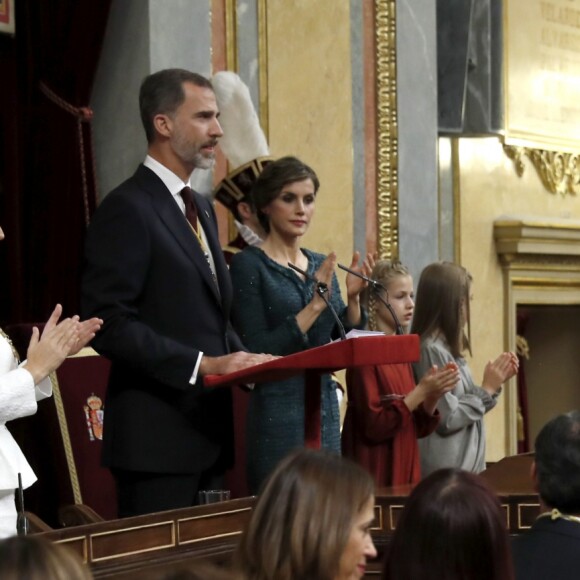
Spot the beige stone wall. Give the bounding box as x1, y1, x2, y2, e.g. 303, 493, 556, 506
261, 5, 580, 455
266, 0, 354, 270
456, 137, 578, 460
265, 0, 354, 417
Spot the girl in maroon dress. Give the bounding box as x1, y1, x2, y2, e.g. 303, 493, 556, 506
342, 260, 459, 487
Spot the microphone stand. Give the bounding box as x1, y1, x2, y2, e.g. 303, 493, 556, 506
287, 262, 347, 340
337, 263, 405, 335
16, 473, 29, 536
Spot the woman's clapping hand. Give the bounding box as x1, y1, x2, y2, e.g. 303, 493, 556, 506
23, 304, 102, 384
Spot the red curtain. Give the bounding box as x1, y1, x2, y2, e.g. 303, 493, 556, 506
0, 0, 111, 324
516, 310, 531, 453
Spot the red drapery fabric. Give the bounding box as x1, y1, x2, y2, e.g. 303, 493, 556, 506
0, 0, 111, 324
516, 310, 531, 453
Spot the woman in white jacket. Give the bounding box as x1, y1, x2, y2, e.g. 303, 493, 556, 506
0, 226, 102, 538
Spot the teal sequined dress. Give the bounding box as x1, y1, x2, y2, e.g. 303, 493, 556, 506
230, 246, 363, 493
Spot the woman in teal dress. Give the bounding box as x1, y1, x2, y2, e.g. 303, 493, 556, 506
230, 156, 371, 493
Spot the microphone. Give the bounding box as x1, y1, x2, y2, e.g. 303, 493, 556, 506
16, 473, 29, 536
337, 263, 405, 335
287, 262, 347, 340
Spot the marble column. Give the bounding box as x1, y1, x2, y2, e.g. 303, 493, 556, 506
92, 0, 213, 200
396, 0, 439, 279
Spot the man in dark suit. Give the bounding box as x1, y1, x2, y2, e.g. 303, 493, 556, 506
511, 410, 580, 580
81, 69, 273, 517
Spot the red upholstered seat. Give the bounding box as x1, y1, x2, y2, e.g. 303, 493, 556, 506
50, 347, 117, 520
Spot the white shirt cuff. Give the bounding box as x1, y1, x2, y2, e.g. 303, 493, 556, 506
190, 351, 203, 384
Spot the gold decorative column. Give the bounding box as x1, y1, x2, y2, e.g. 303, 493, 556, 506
375, 0, 399, 260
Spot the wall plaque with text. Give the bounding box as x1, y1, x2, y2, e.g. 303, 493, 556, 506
504, 0, 580, 151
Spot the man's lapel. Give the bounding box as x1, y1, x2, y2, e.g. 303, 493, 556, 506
135, 165, 223, 306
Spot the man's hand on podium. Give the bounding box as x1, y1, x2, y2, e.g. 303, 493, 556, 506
200, 351, 278, 376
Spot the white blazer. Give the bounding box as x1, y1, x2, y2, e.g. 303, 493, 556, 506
0, 335, 52, 490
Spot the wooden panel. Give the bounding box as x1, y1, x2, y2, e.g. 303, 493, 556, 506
34, 455, 539, 579
38, 498, 255, 577
90, 521, 176, 562
178, 507, 252, 544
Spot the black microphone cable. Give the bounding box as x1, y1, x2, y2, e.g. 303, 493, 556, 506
16, 473, 29, 536
287, 262, 347, 340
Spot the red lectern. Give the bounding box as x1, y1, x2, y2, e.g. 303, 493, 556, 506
205, 334, 419, 448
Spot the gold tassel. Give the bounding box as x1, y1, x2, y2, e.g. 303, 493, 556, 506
516, 334, 530, 359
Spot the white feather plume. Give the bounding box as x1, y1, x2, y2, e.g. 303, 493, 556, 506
211, 71, 269, 168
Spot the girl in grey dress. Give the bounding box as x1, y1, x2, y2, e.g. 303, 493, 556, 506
230, 157, 371, 493
410, 262, 518, 476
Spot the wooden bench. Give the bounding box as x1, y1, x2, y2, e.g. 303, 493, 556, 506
38, 497, 255, 579
35, 454, 539, 578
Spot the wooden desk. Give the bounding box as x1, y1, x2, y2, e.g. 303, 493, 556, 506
481, 453, 541, 532
39, 497, 255, 579
37, 454, 540, 578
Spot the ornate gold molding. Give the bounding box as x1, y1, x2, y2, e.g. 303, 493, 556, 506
503, 145, 580, 197
495, 216, 580, 267
375, 0, 398, 260
499, 255, 580, 270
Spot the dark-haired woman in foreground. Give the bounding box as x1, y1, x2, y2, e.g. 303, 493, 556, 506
382, 468, 514, 580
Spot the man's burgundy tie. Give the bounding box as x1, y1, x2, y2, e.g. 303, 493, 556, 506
179, 186, 198, 233
179, 186, 219, 291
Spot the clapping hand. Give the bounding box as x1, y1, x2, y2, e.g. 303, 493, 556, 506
345, 251, 375, 300
68, 316, 103, 356
23, 304, 102, 385
482, 352, 519, 395
420, 363, 460, 405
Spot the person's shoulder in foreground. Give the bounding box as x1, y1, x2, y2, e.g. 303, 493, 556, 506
512, 410, 580, 580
